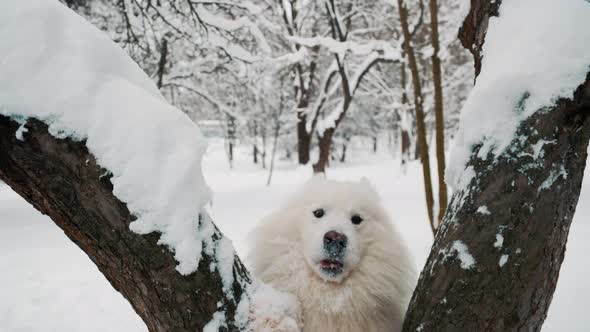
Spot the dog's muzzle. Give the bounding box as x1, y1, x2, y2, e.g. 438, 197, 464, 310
318, 230, 347, 277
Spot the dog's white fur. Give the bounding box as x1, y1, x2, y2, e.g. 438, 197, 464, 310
248, 176, 417, 332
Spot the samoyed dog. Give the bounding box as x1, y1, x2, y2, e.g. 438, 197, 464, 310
248, 176, 417, 332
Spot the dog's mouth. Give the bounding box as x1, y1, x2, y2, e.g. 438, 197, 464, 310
318, 259, 344, 276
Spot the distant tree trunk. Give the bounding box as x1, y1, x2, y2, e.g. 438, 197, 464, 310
373, 136, 378, 153
399, 61, 412, 166
340, 135, 350, 163
156, 38, 168, 89
0, 116, 251, 332
281, 0, 316, 166
253, 123, 259, 164
313, 127, 336, 173
227, 116, 236, 169
397, 0, 436, 233
261, 129, 267, 169
267, 120, 282, 186
253, 144, 258, 164
402, 0, 590, 330
428, 0, 448, 226
297, 112, 311, 165
401, 129, 410, 165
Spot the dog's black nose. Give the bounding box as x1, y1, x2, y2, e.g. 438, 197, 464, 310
324, 231, 347, 253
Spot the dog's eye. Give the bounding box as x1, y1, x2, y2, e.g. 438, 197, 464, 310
313, 208, 325, 218
351, 214, 363, 225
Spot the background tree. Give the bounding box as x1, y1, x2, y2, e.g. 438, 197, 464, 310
396, 0, 436, 233
403, 0, 590, 330
428, 0, 448, 226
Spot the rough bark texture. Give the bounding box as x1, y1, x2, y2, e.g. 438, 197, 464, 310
0, 116, 251, 332
429, 0, 448, 227
458, 0, 502, 78
402, 1, 590, 330
397, 0, 436, 233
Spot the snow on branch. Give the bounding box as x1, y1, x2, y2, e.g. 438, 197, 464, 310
315, 50, 401, 135
288, 36, 401, 59
0, 0, 221, 276
197, 4, 271, 54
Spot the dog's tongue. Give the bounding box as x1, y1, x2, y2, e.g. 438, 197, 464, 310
320, 259, 343, 269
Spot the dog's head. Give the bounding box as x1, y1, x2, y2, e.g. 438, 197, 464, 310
280, 175, 391, 283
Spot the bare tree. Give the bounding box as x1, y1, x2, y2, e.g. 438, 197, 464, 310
402, 0, 590, 330
397, 0, 436, 233
428, 0, 448, 225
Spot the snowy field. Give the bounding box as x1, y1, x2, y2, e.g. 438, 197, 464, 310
0, 140, 589, 331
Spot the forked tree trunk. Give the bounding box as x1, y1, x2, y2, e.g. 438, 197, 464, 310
313, 127, 336, 173
0, 116, 251, 332
397, 0, 436, 233
402, 1, 590, 330
428, 0, 448, 226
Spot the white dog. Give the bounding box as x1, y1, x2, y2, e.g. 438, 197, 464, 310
248, 176, 417, 332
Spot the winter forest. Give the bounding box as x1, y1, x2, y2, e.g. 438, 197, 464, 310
0, 0, 589, 331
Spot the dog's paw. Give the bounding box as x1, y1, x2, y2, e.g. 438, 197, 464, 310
248, 283, 302, 332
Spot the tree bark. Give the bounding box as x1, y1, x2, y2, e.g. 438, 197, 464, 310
397, 0, 436, 233
402, 1, 590, 330
313, 127, 335, 173
253, 122, 259, 164
373, 136, 378, 153
0, 116, 251, 332
297, 113, 311, 165
156, 38, 168, 89
428, 0, 448, 227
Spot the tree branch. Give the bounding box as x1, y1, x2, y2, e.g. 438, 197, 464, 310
0, 115, 251, 332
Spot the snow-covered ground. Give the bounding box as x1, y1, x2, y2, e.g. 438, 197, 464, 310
0, 140, 588, 331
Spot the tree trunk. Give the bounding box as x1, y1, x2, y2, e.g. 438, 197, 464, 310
401, 129, 410, 166
266, 119, 281, 186
253, 123, 258, 164
373, 136, 378, 153
156, 38, 168, 90
397, 0, 436, 233
429, 0, 448, 226
402, 0, 590, 330
261, 130, 267, 169
399, 61, 411, 166
0, 116, 251, 332
313, 128, 334, 173
297, 112, 311, 165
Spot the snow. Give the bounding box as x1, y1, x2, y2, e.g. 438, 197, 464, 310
538, 165, 568, 193
289, 36, 400, 59
0, 0, 213, 275
498, 254, 509, 268
247, 280, 301, 331
15, 121, 28, 141
1, 141, 589, 330
447, 0, 590, 190
449, 240, 476, 270
203, 310, 226, 332
476, 205, 491, 215
494, 233, 504, 249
